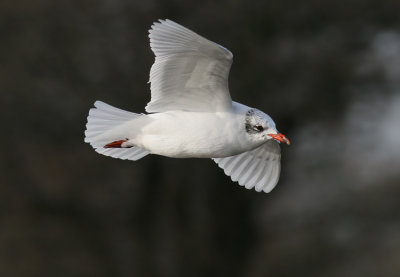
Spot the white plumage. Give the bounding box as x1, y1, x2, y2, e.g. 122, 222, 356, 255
147, 19, 233, 112
85, 101, 150, 160
213, 140, 281, 193
85, 19, 290, 193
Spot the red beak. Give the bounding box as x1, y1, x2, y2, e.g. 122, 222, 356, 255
268, 133, 290, 145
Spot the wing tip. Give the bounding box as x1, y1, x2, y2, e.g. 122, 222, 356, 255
148, 18, 233, 62
149, 19, 179, 34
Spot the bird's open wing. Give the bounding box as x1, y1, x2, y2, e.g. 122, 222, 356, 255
213, 140, 281, 193
146, 19, 233, 113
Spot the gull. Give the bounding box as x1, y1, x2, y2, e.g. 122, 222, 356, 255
84, 19, 290, 193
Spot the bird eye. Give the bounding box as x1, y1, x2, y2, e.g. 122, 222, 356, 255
254, 125, 264, 132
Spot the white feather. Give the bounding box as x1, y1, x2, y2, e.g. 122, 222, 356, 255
84, 20, 288, 194
85, 101, 149, 161
213, 140, 281, 193
146, 19, 233, 113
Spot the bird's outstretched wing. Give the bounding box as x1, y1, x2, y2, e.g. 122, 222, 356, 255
213, 140, 281, 193
146, 19, 233, 113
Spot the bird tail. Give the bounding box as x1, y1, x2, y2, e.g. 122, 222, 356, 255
84, 101, 149, 161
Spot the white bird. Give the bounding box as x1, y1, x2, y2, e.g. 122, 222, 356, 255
84, 19, 290, 193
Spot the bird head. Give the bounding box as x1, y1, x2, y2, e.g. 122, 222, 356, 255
245, 108, 290, 145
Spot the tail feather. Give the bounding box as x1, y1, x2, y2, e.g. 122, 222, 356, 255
84, 101, 150, 161
95, 147, 149, 160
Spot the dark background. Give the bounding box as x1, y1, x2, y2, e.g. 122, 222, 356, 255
2, 0, 400, 276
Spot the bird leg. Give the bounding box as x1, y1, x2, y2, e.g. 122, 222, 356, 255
104, 139, 131, 148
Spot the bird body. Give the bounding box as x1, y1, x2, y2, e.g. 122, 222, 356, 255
85, 19, 290, 193
123, 102, 269, 158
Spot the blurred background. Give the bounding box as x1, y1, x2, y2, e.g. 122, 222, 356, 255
1, 0, 400, 276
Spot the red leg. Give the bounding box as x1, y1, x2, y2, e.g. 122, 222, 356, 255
104, 139, 131, 148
